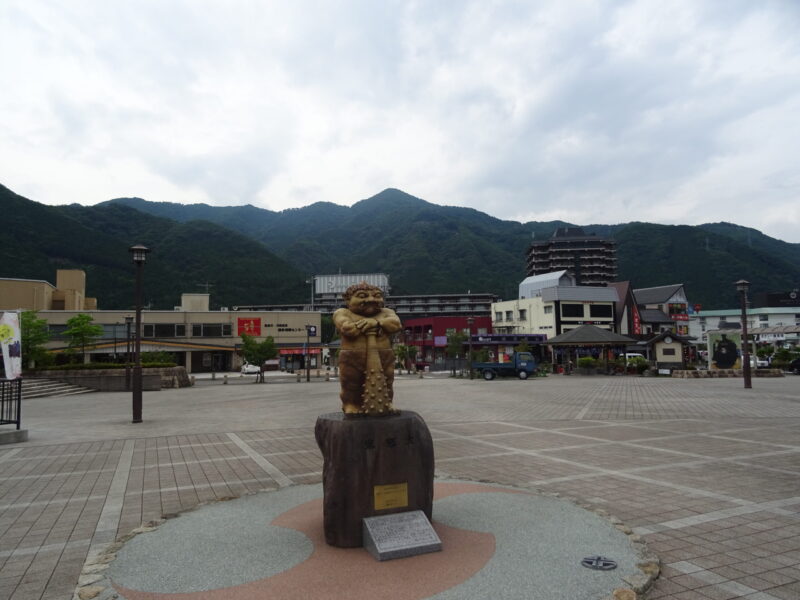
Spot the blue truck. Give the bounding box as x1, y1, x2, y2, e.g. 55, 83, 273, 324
472, 352, 537, 380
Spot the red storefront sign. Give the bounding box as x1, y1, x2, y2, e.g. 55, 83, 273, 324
237, 318, 261, 336
279, 348, 321, 354
632, 304, 642, 335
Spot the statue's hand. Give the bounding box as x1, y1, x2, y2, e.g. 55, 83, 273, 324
354, 318, 379, 333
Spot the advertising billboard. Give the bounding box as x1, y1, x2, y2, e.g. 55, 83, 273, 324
707, 331, 741, 370
0, 312, 22, 379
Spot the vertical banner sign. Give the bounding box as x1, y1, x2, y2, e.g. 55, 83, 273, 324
631, 304, 642, 335
237, 317, 261, 336
0, 312, 22, 379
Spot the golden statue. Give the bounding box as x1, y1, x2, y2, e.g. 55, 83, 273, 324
333, 282, 402, 416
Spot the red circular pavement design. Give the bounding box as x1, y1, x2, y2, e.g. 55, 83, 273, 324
113, 482, 521, 600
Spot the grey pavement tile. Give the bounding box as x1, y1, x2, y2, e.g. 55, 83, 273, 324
2, 377, 799, 599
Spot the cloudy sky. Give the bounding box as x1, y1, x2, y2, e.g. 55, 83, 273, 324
2, 0, 799, 241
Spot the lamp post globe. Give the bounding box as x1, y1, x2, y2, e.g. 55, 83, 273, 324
129, 245, 150, 423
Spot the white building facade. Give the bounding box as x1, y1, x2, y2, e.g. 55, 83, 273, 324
493, 272, 618, 338
689, 307, 800, 347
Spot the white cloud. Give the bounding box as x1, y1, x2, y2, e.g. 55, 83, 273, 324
1, 0, 799, 241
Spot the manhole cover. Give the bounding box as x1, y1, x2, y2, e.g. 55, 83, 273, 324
581, 556, 617, 570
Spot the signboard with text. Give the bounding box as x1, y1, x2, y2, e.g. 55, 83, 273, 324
237, 318, 261, 336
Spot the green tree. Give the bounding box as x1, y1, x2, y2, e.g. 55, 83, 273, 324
446, 331, 467, 375
395, 344, 409, 374
63, 314, 104, 363
514, 340, 531, 354
471, 348, 490, 363
241, 334, 278, 382
407, 345, 418, 371
20, 311, 52, 369
320, 315, 338, 344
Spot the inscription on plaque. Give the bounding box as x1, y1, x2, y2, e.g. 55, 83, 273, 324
362, 510, 442, 561
374, 482, 408, 510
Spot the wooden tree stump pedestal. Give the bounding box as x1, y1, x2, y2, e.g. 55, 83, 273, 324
314, 410, 435, 547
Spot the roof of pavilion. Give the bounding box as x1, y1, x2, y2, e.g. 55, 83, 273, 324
545, 324, 637, 346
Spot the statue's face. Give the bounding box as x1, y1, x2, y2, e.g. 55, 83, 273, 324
348, 287, 384, 317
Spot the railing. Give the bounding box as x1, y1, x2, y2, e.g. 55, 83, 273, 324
0, 379, 22, 430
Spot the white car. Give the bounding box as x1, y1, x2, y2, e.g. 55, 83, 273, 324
240, 362, 260, 374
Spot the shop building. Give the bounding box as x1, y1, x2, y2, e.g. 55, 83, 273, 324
403, 315, 492, 370
632, 284, 690, 336
492, 271, 618, 337
36, 295, 320, 373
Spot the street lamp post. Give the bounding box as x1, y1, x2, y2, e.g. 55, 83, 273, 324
735, 279, 752, 389
305, 324, 317, 382
306, 276, 315, 311
467, 317, 475, 380
125, 316, 133, 390
129, 244, 150, 423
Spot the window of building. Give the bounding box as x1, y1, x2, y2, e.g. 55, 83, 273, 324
505, 311, 513, 321
561, 303, 584, 318
192, 323, 232, 337
759, 314, 769, 322
544, 305, 553, 314
155, 324, 177, 337
518, 309, 527, 321
47, 324, 68, 338
589, 304, 612, 318
477, 328, 488, 335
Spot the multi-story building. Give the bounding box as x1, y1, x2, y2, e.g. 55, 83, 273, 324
2, 270, 322, 373
238, 275, 498, 321
492, 272, 619, 337
689, 308, 800, 348
0, 270, 98, 311
36, 292, 322, 373
403, 315, 492, 369
633, 284, 690, 336
525, 227, 617, 286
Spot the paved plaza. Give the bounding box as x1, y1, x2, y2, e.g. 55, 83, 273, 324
0, 373, 799, 599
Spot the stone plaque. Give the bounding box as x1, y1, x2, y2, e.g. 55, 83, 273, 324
374, 482, 408, 511
362, 510, 442, 561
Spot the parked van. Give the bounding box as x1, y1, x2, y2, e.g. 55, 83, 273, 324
624, 353, 645, 363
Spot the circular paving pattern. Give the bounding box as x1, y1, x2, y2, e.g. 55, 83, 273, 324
92, 481, 653, 600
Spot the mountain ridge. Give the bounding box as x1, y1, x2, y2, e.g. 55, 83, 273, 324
5, 183, 799, 310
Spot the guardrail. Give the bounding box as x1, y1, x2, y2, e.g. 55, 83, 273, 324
0, 379, 22, 430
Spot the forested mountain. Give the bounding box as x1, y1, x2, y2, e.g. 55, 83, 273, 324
1, 184, 306, 309
4, 183, 799, 310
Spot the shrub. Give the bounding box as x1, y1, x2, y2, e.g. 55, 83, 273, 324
577, 357, 597, 369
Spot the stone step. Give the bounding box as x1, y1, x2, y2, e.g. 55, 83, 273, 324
20, 378, 96, 399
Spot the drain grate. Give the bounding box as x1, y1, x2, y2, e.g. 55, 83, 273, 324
581, 556, 617, 570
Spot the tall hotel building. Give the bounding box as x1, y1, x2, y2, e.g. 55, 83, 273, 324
525, 227, 617, 287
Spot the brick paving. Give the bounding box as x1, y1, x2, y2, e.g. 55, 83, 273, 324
0, 374, 798, 599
